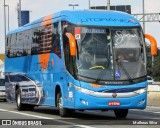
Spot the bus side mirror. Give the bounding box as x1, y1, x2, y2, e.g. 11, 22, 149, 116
144, 34, 157, 56
65, 32, 77, 56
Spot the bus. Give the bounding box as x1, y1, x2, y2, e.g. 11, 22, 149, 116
5, 10, 157, 118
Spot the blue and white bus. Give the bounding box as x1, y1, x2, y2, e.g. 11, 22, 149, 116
5, 10, 157, 118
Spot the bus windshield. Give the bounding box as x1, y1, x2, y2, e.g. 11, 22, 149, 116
75, 27, 146, 83
76, 27, 114, 80
112, 28, 146, 81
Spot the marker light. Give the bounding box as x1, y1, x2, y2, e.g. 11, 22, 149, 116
138, 99, 145, 105
80, 99, 88, 105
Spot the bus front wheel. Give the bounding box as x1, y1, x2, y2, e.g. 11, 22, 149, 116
57, 92, 69, 117
114, 109, 128, 118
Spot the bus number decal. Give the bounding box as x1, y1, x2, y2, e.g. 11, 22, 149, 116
75, 34, 81, 40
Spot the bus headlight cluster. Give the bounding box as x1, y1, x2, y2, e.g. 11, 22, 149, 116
134, 88, 147, 94
70, 83, 94, 94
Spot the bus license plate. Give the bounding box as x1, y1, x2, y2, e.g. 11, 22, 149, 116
108, 101, 120, 106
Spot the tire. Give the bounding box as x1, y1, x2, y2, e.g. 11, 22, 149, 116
3, 99, 7, 102
114, 109, 128, 118
57, 92, 69, 117
26, 104, 35, 111
16, 88, 26, 111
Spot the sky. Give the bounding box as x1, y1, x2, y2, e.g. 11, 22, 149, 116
0, 0, 160, 53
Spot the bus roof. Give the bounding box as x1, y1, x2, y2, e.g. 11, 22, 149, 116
8, 10, 140, 34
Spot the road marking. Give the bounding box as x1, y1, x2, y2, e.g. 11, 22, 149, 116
131, 109, 160, 114
0, 108, 95, 128
134, 116, 160, 120
143, 110, 160, 114
0, 108, 53, 120
75, 125, 96, 128
154, 112, 160, 114
87, 110, 160, 120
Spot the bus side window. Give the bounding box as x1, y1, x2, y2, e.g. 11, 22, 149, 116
16, 32, 23, 57
23, 31, 30, 56
26, 30, 31, 56
10, 34, 17, 58
6, 35, 11, 57
31, 28, 40, 55
52, 23, 61, 58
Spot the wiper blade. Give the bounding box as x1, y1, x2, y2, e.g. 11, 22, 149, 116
115, 58, 134, 83
95, 59, 110, 83
76, 74, 96, 80
95, 69, 105, 83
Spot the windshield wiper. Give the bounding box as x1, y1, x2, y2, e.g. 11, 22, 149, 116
95, 60, 111, 83
76, 73, 96, 80
95, 58, 111, 83
95, 69, 106, 83
115, 58, 134, 83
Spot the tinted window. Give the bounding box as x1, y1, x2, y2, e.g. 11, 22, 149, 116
16, 31, 31, 57
10, 34, 17, 58
31, 25, 53, 55
9, 75, 21, 82
52, 23, 61, 58
23, 31, 31, 56
40, 24, 52, 54
16, 75, 30, 81
6, 22, 61, 57
16, 32, 24, 57
5, 75, 9, 83
6, 35, 11, 57
0, 79, 5, 86
31, 28, 41, 55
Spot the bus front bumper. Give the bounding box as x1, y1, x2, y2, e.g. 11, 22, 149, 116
73, 88, 147, 110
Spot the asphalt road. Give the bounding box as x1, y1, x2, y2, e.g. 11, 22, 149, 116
0, 100, 160, 128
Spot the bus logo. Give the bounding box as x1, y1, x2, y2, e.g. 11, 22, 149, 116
112, 93, 117, 98
75, 34, 81, 40
75, 27, 81, 40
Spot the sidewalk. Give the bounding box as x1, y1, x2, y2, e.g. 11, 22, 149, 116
147, 101, 160, 107
147, 84, 160, 107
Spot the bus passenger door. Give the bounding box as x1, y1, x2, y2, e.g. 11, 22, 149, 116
66, 75, 75, 109
63, 34, 76, 108
63, 43, 75, 108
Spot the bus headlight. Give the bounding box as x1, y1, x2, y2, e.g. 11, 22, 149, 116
80, 87, 94, 94
70, 83, 94, 94
134, 88, 147, 94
